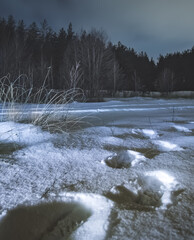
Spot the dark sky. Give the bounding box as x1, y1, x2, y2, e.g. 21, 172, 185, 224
1, 0, 194, 60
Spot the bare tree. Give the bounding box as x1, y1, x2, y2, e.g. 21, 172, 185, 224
157, 68, 174, 92
80, 30, 107, 96
68, 61, 83, 90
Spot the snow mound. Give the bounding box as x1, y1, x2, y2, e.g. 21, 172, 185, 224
142, 129, 159, 139
154, 140, 183, 151
102, 150, 145, 168
57, 192, 113, 240
106, 171, 183, 209
173, 125, 191, 133
144, 171, 183, 209
132, 128, 158, 139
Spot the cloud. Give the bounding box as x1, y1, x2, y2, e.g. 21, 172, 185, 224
0, 0, 194, 58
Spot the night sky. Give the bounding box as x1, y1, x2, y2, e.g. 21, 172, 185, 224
1, 0, 194, 60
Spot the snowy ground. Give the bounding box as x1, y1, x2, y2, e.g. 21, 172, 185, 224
0, 97, 194, 239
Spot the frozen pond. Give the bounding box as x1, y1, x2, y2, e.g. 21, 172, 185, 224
0, 97, 194, 239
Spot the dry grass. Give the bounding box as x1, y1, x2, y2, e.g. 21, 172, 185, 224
0, 73, 85, 133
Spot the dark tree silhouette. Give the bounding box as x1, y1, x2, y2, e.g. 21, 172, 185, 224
0, 16, 194, 100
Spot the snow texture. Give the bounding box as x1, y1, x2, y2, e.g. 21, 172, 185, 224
0, 98, 194, 239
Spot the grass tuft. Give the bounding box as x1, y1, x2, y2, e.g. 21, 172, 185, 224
0, 73, 85, 133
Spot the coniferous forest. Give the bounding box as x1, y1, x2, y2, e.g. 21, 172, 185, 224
0, 16, 194, 98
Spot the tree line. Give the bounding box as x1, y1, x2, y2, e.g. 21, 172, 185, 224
0, 16, 194, 98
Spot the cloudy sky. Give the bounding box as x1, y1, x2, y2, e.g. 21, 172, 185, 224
1, 0, 194, 60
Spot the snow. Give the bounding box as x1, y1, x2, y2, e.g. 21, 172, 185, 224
0, 98, 194, 239
100, 136, 124, 146
108, 170, 182, 210
102, 150, 145, 168
144, 171, 179, 209
173, 125, 192, 132
142, 129, 158, 138
57, 192, 113, 240
0, 211, 6, 221
131, 128, 158, 139
154, 140, 183, 151
171, 136, 194, 148
0, 121, 52, 145
129, 150, 146, 166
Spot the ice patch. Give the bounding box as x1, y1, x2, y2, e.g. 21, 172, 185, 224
86, 126, 131, 139
154, 140, 183, 151
67, 107, 166, 113
173, 125, 191, 133
85, 126, 113, 136
0, 121, 52, 145
101, 136, 124, 146
171, 136, 194, 148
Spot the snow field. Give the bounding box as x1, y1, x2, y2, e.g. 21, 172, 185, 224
0, 98, 194, 239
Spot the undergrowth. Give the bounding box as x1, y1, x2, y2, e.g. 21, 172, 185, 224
0, 73, 85, 133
